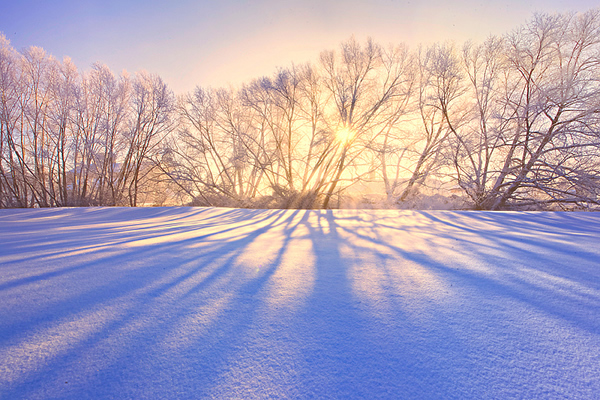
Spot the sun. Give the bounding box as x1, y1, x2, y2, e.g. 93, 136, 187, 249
336, 126, 355, 145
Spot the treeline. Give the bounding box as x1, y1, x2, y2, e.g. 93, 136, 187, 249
0, 37, 175, 208
2, 9, 600, 209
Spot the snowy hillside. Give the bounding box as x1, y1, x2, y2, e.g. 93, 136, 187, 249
1, 207, 599, 399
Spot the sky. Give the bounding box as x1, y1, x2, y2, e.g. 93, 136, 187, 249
1, 0, 598, 94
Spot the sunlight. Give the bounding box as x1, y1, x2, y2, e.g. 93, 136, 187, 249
335, 126, 355, 145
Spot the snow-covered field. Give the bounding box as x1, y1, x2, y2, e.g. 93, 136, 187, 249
0, 207, 599, 399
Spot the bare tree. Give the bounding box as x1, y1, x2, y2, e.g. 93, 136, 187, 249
317, 38, 418, 208
116, 71, 174, 206
379, 43, 463, 206
0, 34, 22, 207
447, 37, 507, 209
169, 86, 259, 206
485, 10, 600, 209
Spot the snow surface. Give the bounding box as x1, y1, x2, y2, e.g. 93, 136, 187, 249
0, 207, 599, 399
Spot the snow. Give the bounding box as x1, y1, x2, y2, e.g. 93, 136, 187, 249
1, 207, 599, 399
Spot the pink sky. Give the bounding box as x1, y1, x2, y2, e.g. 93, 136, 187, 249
1, 0, 598, 94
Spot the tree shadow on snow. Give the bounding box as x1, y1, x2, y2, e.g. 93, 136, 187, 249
1, 208, 599, 399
